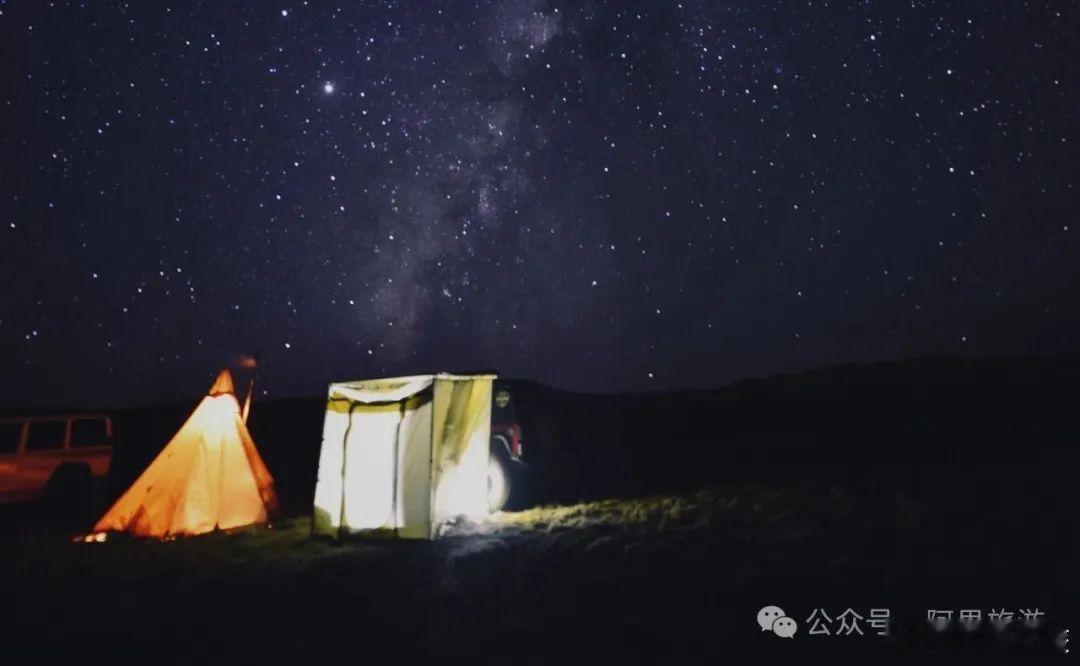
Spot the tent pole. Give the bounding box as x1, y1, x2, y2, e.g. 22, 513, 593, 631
428, 381, 437, 538
242, 378, 255, 424
217, 413, 226, 531
242, 354, 259, 423
391, 400, 407, 538
337, 401, 359, 539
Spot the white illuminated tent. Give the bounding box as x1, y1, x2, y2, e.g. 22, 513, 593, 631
312, 373, 495, 539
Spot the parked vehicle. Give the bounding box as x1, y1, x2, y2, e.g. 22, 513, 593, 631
488, 382, 524, 511
0, 414, 113, 504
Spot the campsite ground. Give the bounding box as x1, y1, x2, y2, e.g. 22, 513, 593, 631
0, 476, 1070, 660
0, 357, 1074, 660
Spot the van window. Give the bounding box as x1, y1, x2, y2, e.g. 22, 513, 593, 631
25, 421, 66, 451
0, 422, 22, 454
71, 418, 110, 448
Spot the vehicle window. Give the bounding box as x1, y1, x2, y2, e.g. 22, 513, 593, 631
71, 418, 110, 448
0, 422, 22, 454
495, 389, 511, 408
25, 421, 66, 451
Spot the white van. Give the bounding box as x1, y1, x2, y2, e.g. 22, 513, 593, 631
0, 414, 113, 503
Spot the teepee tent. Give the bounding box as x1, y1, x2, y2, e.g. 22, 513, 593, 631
93, 369, 277, 538
312, 373, 494, 539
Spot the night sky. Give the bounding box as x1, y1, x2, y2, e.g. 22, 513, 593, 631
2, 1, 1078, 406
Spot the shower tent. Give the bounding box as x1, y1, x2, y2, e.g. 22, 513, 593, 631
312, 373, 494, 539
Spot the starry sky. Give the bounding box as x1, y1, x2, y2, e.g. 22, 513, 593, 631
1, 1, 1078, 406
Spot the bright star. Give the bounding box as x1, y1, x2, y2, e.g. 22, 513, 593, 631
323, 81, 335, 94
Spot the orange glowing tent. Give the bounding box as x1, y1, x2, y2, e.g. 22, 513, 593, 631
92, 369, 277, 538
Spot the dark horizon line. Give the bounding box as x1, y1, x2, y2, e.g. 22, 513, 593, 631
2, 351, 1077, 415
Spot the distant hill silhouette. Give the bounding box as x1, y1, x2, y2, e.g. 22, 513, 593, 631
498, 354, 1078, 505
9, 354, 1075, 513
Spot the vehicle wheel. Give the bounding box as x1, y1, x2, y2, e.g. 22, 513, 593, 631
488, 445, 511, 512
41, 462, 93, 523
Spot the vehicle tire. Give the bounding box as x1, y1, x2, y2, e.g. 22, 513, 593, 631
41, 462, 93, 524
488, 443, 512, 512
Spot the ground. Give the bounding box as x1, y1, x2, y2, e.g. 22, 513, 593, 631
0, 479, 1069, 660
2, 357, 1074, 659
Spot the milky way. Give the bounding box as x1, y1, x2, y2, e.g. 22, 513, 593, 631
1, 1, 1077, 405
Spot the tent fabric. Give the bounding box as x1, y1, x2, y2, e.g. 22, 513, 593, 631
331, 374, 435, 404
313, 373, 494, 539
430, 377, 494, 527
208, 369, 236, 396
92, 370, 277, 538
